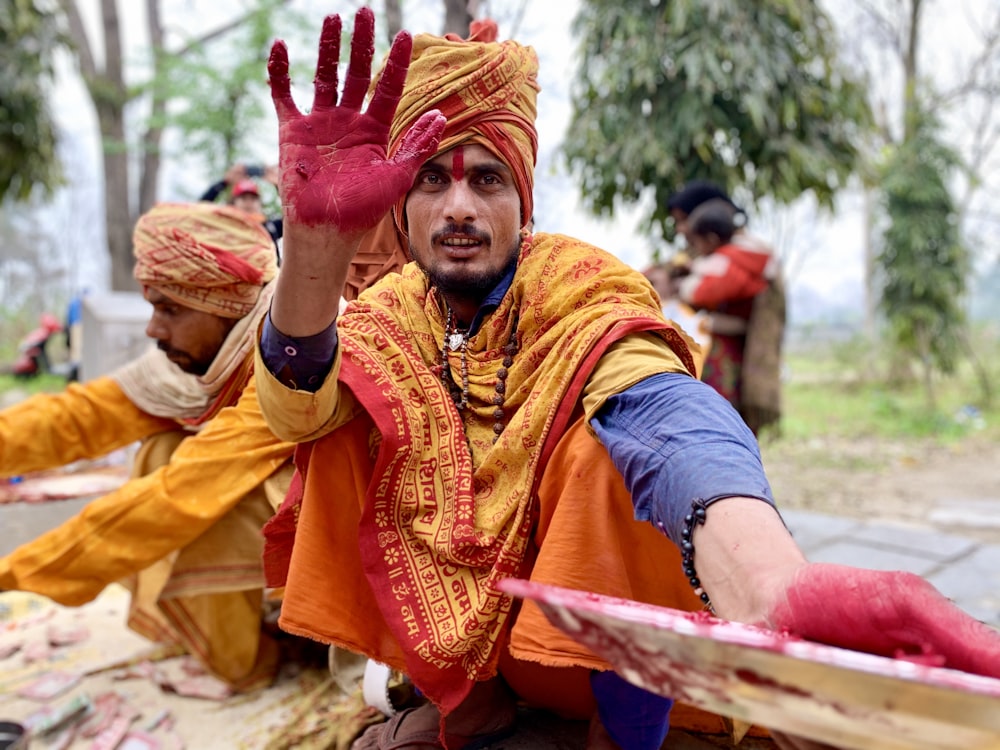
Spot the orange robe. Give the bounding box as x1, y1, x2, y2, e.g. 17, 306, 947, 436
0, 370, 296, 688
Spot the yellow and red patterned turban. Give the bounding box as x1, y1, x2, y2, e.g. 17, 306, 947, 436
386, 21, 540, 228
133, 203, 278, 319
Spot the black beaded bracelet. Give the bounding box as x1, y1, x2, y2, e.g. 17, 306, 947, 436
681, 498, 714, 612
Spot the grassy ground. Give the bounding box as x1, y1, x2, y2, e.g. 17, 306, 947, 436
775, 329, 999, 445
758, 329, 1000, 531
0, 372, 68, 397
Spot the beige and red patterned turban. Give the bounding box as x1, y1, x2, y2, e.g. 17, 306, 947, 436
133, 203, 278, 319
386, 20, 540, 229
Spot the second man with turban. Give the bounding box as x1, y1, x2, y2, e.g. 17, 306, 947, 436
0, 202, 298, 692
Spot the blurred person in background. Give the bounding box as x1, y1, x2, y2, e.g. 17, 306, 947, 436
201, 162, 283, 258
663, 183, 785, 436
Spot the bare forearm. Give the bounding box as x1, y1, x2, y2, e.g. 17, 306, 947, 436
589, 375, 801, 622
270, 223, 359, 336
692, 497, 808, 623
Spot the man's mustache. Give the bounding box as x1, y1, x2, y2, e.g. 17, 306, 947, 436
432, 223, 491, 245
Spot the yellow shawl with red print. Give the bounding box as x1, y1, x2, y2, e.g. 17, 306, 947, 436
269, 233, 695, 713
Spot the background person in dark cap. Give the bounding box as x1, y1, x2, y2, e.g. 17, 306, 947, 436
230, 177, 265, 212
666, 179, 743, 244
660, 181, 785, 436
200, 162, 284, 257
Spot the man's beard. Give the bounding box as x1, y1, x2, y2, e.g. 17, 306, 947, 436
158, 342, 209, 376
411, 230, 520, 298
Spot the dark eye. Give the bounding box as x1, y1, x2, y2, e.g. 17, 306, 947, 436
419, 171, 444, 185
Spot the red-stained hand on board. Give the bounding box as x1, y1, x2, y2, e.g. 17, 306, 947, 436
766, 563, 1000, 677
763, 564, 1000, 750
267, 8, 445, 232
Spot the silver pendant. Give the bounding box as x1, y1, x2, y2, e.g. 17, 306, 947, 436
447, 332, 466, 352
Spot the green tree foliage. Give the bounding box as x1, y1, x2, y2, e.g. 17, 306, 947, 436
878, 109, 968, 402
0, 0, 64, 201
161, 0, 308, 181
55, 0, 295, 289
563, 0, 873, 241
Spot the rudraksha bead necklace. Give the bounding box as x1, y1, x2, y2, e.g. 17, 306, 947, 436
441, 308, 518, 443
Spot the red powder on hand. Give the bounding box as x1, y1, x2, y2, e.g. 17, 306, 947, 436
767, 563, 1000, 678
266, 9, 444, 232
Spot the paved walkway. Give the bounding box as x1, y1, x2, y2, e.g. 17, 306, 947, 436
4, 497, 998, 628
0, 496, 93, 558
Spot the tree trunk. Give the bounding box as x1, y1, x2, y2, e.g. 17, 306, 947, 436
59, 0, 132, 290
917, 327, 936, 412
902, 0, 922, 141
958, 330, 994, 408
384, 0, 402, 45
98, 0, 137, 291
861, 187, 876, 343
100, 106, 136, 291
139, 0, 165, 218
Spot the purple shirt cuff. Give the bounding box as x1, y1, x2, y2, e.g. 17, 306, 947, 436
260, 313, 338, 392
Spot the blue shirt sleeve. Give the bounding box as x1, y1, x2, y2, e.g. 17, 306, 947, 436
260, 312, 339, 392
590, 372, 775, 547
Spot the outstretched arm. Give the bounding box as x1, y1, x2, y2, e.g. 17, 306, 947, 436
697, 505, 1000, 750
594, 373, 1000, 674
267, 8, 445, 337
1, 379, 295, 605
596, 373, 1000, 748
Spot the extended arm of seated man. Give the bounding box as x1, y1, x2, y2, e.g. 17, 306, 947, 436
0, 377, 296, 605
592, 373, 1000, 679
590, 372, 802, 624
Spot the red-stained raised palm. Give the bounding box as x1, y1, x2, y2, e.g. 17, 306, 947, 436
267, 8, 445, 232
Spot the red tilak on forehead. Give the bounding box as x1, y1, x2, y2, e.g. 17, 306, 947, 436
451, 146, 464, 182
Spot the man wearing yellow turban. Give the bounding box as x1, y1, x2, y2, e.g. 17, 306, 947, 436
0, 202, 297, 691
255, 10, 1000, 750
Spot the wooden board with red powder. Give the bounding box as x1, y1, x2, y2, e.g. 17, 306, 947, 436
500, 579, 1000, 750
